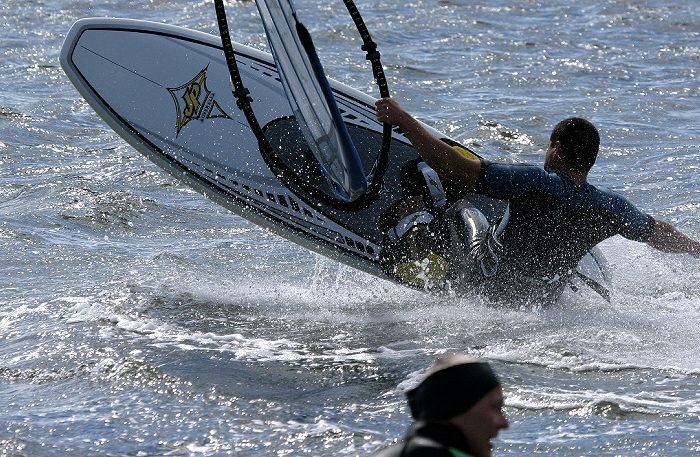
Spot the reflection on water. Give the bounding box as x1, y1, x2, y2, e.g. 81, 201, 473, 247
1, 0, 699, 455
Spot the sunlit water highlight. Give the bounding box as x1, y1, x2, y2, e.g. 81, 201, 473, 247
1, 0, 699, 455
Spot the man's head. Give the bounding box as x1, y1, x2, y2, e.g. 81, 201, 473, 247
407, 355, 508, 457
545, 117, 600, 174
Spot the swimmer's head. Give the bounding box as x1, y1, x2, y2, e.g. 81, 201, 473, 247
407, 354, 500, 421
407, 355, 508, 457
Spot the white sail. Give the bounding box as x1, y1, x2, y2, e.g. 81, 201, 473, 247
255, 0, 367, 202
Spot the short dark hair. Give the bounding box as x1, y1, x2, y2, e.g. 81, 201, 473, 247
550, 117, 600, 172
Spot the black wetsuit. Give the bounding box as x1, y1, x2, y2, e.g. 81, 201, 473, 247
474, 161, 656, 299
372, 422, 474, 457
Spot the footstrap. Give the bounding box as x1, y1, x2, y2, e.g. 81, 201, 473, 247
417, 162, 447, 208
386, 211, 434, 242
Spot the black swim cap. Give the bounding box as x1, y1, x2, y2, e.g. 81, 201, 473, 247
407, 362, 500, 421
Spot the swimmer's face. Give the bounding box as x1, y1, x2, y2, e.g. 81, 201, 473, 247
449, 386, 509, 457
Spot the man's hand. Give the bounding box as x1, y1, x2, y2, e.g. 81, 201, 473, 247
376, 97, 411, 127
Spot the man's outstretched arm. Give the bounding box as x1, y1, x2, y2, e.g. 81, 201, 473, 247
645, 219, 700, 258
375, 98, 482, 190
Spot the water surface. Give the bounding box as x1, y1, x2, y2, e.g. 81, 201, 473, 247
1, 0, 699, 455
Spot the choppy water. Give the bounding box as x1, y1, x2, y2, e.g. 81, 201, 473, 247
2, 0, 700, 455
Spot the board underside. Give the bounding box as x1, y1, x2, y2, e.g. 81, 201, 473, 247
60, 18, 608, 294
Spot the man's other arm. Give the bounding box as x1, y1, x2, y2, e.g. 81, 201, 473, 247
375, 98, 482, 190
645, 219, 700, 258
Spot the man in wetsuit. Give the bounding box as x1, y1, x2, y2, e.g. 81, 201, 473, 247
372, 354, 509, 457
375, 97, 700, 301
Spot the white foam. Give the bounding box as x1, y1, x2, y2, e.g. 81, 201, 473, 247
507, 383, 700, 417
55, 229, 700, 384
